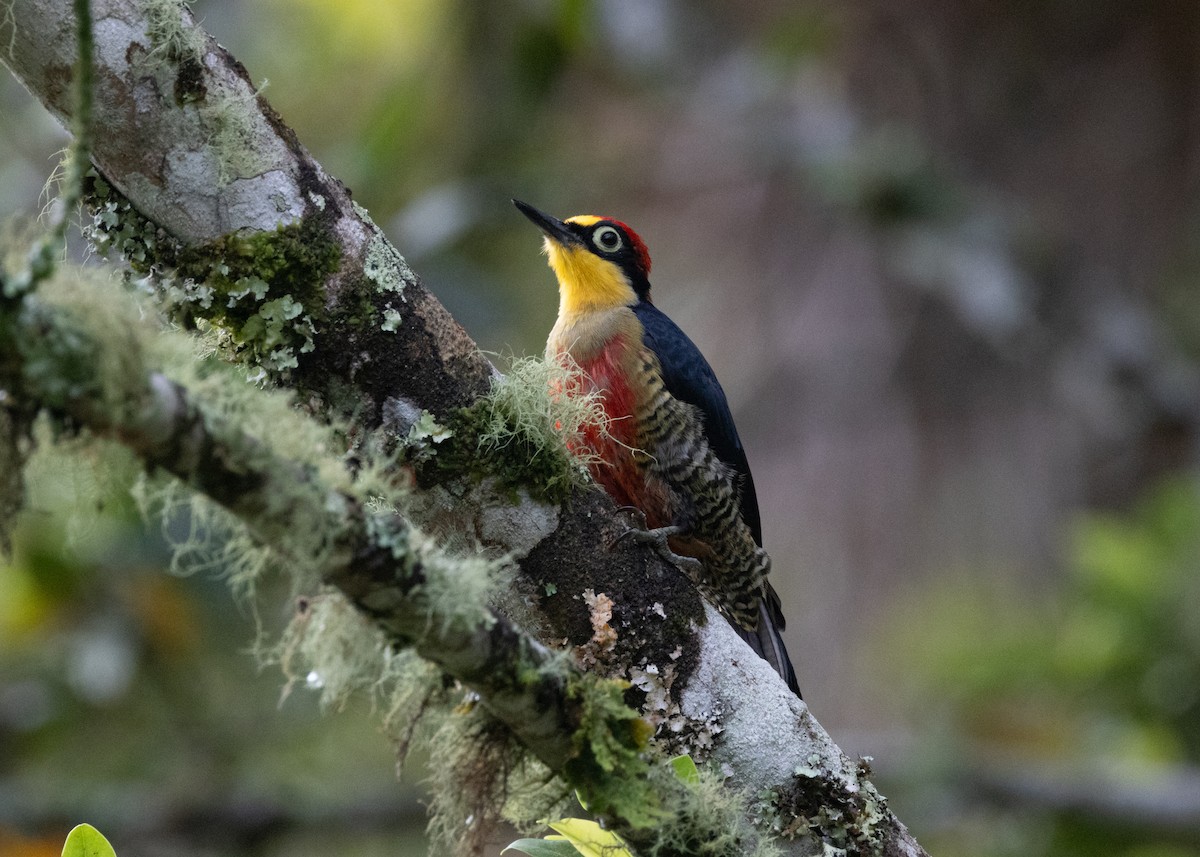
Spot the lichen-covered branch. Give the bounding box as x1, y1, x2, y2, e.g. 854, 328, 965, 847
3, 0, 492, 414
0, 280, 705, 849
1, 2, 929, 855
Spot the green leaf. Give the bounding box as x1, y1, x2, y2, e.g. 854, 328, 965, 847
503, 837, 584, 857
545, 819, 633, 857
670, 753, 700, 784
62, 824, 117, 857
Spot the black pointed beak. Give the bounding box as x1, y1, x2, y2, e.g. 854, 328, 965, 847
512, 199, 580, 246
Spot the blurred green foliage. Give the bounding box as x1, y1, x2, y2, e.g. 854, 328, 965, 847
882, 478, 1200, 857
0, 434, 423, 855
1069, 483, 1200, 757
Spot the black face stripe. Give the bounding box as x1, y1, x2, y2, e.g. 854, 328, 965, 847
572, 221, 622, 251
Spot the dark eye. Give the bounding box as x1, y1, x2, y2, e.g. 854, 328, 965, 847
593, 225, 623, 253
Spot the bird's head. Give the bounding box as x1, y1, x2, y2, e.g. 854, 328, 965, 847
514, 199, 652, 315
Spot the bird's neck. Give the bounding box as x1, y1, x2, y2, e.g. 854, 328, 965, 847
547, 305, 642, 368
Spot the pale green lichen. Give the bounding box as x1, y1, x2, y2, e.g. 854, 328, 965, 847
426, 700, 568, 857
773, 760, 889, 856
356, 201, 415, 295
85, 173, 340, 376
2, 271, 793, 857
133, 476, 279, 597
2, 264, 344, 599
4, 220, 794, 857
36, 148, 70, 227
364, 495, 504, 638
481, 356, 607, 468
141, 0, 272, 182
355, 205, 414, 334
86, 176, 177, 271
141, 0, 206, 67
407, 411, 453, 444
5, 272, 524, 853
0, 264, 287, 591
200, 79, 274, 185
629, 658, 726, 761
408, 356, 606, 504
644, 762, 783, 857
10, 268, 150, 419
362, 232, 411, 294
278, 592, 394, 708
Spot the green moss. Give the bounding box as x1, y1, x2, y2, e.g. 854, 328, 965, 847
563, 674, 663, 828
424, 400, 578, 504
85, 174, 342, 375
407, 357, 604, 505
558, 675, 782, 857
561, 676, 777, 855
172, 221, 340, 371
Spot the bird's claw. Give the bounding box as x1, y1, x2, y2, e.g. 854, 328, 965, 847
613, 505, 648, 529
612, 523, 703, 575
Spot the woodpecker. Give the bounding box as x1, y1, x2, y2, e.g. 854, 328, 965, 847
514, 199, 800, 697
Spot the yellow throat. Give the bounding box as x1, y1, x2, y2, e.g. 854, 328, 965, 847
545, 215, 638, 319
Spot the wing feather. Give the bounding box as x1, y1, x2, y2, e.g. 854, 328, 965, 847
631, 301, 763, 545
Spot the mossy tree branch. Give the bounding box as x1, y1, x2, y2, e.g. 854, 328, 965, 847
1, 1, 929, 855
0, 284, 689, 849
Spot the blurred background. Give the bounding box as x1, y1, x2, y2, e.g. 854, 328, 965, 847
3, 0, 1200, 854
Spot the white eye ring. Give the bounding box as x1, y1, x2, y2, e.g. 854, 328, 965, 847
593, 225, 623, 253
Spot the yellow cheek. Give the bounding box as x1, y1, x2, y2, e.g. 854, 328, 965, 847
546, 243, 637, 315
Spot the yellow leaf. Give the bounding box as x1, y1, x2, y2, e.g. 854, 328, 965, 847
545, 819, 632, 857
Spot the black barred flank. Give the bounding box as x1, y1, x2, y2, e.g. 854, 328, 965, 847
633, 350, 771, 629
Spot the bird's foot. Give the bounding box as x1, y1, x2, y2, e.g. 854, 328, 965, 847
612, 521, 703, 575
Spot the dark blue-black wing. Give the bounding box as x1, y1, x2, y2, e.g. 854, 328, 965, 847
633, 300, 800, 697
631, 300, 762, 544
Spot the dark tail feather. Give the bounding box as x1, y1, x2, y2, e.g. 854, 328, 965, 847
735, 582, 801, 698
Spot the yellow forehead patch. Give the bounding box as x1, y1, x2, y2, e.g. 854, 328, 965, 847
564, 214, 603, 227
